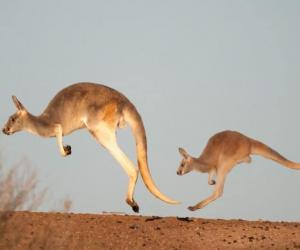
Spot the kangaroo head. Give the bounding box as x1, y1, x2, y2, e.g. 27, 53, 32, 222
2, 96, 28, 135
177, 147, 196, 175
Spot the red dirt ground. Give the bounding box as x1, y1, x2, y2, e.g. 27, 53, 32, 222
0, 211, 300, 249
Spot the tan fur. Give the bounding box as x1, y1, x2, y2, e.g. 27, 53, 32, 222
177, 130, 300, 211
102, 102, 119, 125
2, 82, 180, 212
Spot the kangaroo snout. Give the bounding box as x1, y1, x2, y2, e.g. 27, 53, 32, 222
2, 127, 12, 135
177, 169, 183, 175
2, 127, 9, 135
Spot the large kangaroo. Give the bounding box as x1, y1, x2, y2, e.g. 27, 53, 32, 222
177, 130, 300, 211
2, 82, 180, 212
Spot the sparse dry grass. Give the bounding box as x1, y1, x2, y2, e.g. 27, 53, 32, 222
0, 158, 46, 212
0, 156, 47, 248
0, 154, 73, 249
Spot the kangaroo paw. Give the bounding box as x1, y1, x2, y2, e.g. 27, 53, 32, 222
208, 180, 216, 185
63, 145, 72, 156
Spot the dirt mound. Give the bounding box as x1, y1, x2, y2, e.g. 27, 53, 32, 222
0, 211, 299, 249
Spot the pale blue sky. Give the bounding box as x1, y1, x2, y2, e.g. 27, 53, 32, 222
1, 1, 300, 221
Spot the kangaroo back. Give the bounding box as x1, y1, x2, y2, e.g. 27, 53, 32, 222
123, 104, 179, 204
250, 139, 300, 170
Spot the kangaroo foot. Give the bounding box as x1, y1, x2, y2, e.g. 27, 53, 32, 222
131, 204, 139, 213
63, 145, 72, 156
126, 198, 139, 213
188, 206, 198, 211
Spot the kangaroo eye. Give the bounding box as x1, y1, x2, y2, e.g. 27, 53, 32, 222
11, 117, 15, 122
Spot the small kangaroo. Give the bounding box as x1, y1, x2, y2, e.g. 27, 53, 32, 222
2, 82, 180, 212
177, 130, 300, 211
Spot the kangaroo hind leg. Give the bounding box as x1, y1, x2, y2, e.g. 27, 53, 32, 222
88, 122, 140, 213
189, 161, 234, 211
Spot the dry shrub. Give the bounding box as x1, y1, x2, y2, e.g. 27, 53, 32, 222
0, 157, 47, 240
0, 154, 74, 249
63, 198, 73, 213
0, 158, 47, 212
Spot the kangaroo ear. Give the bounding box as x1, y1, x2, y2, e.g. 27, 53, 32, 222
178, 147, 189, 158
12, 96, 26, 111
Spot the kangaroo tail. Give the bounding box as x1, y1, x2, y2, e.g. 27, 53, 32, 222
250, 139, 300, 170
123, 104, 180, 204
